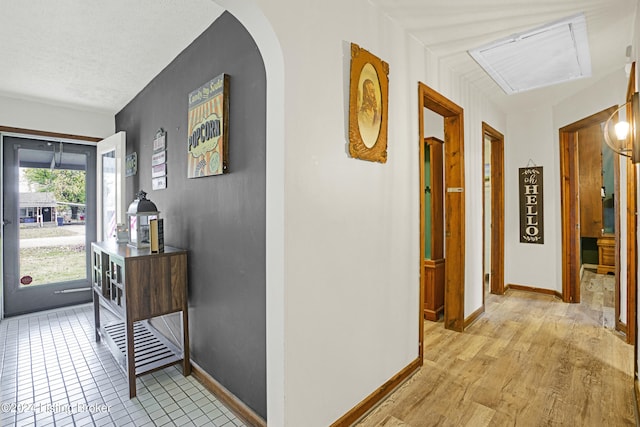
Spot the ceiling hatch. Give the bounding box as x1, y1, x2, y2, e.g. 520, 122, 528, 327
468, 13, 592, 95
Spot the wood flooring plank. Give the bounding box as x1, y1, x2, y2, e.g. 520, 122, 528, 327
356, 284, 635, 427
466, 402, 495, 427
455, 334, 486, 361
378, 415, 413, 427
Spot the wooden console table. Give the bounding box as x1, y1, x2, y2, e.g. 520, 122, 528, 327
91, 241, 190, 398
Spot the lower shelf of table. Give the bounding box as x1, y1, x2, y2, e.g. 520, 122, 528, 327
100, 320, 183, 376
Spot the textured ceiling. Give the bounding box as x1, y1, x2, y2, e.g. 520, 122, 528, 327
372, 0, 638, 111
0, 0, 224, 114
0, 1, 636, 115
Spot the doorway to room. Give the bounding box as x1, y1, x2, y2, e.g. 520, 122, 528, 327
482, 122, 504, 301
558, 107, 630, 337
421, 118, 445, 322
2, 132, 97, 317
418, 83, 465, 334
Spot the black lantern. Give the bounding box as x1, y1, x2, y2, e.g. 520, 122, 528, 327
127, 190, 159, 248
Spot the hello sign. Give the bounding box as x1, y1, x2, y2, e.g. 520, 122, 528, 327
519, 166, 544, 244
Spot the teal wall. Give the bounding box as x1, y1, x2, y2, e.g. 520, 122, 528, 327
424, 148, 431, 259
602, 143, 614, 234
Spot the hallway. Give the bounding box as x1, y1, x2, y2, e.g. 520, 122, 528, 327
357, 280, 634, 426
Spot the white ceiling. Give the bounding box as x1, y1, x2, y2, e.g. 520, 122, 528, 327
372, 0, 638, 111
0, 0, 224, 114
0, 1, 637, 115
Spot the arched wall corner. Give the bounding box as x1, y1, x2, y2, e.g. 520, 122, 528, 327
209, 1, 286, 425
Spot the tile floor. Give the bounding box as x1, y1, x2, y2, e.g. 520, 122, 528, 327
581, 268, 616, 329
0, 303, 246, 427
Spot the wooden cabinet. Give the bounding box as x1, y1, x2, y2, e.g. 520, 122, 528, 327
597, 234, 615, 275
91, 241, 190, 398
424, 259, 445, 321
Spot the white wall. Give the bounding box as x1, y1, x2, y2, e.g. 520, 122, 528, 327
276, 7, 421, 425
225, 1, 505, 425
459, 81, 506, 317
424, 108, 444, 139
0, 95, 114, 138
505, 105, 558, 290
553, 70, 628, 128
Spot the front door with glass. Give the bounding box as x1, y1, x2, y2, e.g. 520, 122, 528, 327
2, 136, 96, 316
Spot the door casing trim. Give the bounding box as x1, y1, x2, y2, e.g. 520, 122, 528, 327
419, 83, 465, 332
482, 122, 505, 298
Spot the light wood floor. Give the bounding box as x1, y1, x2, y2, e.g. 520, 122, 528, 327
356, 283, 635, 426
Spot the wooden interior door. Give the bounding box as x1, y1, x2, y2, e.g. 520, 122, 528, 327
419, 83, 465, 332
560, 129, 581, 302
559, 107, 616, 303
482, 123, 505, 296
577, 124, 604, 239
625, 64, 636, 346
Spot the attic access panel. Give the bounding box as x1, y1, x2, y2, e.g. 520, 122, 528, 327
469, 13, 592, 94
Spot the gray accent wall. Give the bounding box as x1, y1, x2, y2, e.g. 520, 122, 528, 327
115, 12, 266, 418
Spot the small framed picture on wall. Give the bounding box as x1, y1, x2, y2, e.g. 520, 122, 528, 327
152, 176, 167, 190
348, 43, 389, 163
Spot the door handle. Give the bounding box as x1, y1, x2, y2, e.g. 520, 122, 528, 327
2, 219, 10, 227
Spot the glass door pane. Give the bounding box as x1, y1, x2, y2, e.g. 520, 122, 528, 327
96, 132, 126, 243
19, 167, 87, 287
102, 151, 117, 241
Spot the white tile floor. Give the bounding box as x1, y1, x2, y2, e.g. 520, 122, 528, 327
0, 304, 246, 427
